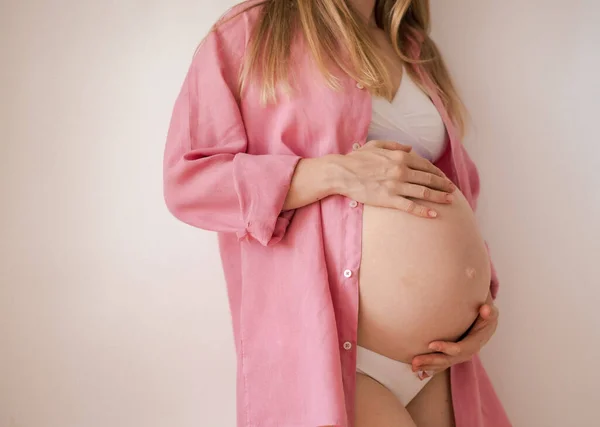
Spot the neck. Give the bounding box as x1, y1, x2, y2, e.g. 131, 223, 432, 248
348, 0, 377, 26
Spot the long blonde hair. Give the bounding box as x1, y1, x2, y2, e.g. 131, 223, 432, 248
219, 0, 466, 133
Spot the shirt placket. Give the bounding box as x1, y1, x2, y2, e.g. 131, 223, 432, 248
339, 85, 369, 423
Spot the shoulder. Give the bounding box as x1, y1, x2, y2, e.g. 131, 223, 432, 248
198, 1, 265, 59
188, 1, 266, 87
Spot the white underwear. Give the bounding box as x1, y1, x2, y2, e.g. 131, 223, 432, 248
356, 345, 432, 406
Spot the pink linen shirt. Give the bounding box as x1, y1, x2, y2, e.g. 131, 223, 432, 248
163, 4, 510, 427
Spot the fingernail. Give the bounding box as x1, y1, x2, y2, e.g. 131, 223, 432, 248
417, 370, 425, 380
429, 344, 439, 351
428, 210, 438, 218
446, 194, 453, 202
450, 183, 457, 192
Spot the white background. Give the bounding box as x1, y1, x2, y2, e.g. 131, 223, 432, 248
1, 1, 598, 426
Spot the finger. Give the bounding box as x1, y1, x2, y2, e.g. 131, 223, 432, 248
406, 153, 446, 177
391, 196, 438, 218
396, 183, 453, 204
414, 363, 450, 376
479, 304, 492, 318
476, 311, 498, 343
428, 341, 462, 357
407, 169, 456, 193
412, 353, 456, 370
366, 140, 412, 152
425, 310, 499, 364
480, 303, 499, 320
473, 307, 499, 334
453, 323, 491, 355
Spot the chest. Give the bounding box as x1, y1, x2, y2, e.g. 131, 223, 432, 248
238, 41, 378, 158
236, 43, 471, 202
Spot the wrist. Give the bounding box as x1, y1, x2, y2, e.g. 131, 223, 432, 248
318, 154, 350, 197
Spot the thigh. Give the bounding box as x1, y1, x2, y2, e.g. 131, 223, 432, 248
355, 372, 417, 427
406, 369, 456, 427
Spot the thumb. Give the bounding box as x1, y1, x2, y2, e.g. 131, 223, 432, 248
367, 140, 413, 152
479, 303, 498, 320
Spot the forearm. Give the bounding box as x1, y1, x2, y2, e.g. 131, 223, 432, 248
282, 154, 346, 211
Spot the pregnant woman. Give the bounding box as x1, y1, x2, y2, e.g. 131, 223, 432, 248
163, 0, 510, 426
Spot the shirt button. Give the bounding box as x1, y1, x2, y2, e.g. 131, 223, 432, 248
343, 341, 353, 351
356, 82, 364, 89
352, 142, 361, 150
343, 269, 353, 278
349, 200, 358, 208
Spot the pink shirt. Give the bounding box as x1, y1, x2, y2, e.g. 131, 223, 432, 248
163, 4, 510, 427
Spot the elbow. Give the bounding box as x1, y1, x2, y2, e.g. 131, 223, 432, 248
163, 178, 187, 223
162, 167, 200, 226
162, 167, 224, 232
163, 179, 209, 229
163, 150, 186, 222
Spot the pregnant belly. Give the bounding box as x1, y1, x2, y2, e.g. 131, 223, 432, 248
357, 190, 491, 363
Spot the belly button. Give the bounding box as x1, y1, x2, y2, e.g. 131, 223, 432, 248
466, 267, 477, 279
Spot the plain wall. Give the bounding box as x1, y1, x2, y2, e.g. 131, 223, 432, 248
1, 1, 238, 427
430, 1, 600, 425
0, 1, 598, 426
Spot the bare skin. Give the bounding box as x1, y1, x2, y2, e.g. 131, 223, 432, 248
284, 1, 500, 425
407, 370, 455, 427
354, 370, 455, 427
282, 141, 455, 214
355, 10, 463, 425
320, 371, 455, 427
355, 373, 417, 427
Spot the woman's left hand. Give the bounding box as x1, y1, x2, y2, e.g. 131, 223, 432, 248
411, 292, 499, 380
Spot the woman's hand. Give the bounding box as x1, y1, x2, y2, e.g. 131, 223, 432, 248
333, 140, 456, 218
412, 293, 500, 380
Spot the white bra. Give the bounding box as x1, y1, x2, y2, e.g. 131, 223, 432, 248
367, 69, 447, 162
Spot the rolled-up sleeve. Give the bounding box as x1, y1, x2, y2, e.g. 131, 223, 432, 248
163, 18, 301, 246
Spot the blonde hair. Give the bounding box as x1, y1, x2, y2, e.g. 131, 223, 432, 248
219, 0, 466, 134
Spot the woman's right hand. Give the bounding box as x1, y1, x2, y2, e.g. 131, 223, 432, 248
333, 140, 456, 218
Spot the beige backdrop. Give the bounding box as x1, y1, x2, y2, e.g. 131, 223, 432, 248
1, 1, 598, 426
